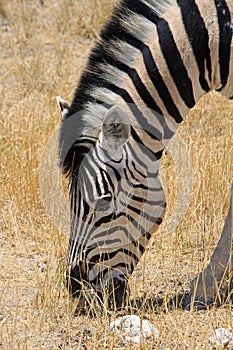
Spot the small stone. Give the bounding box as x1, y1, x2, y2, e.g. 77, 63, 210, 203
109, 315, 159, 345
209, 328, 233, 348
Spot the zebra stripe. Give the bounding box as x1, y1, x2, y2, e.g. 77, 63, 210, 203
59, 0, 233, 308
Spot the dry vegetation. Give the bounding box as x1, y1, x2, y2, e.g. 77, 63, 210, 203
0, 0, 233, 349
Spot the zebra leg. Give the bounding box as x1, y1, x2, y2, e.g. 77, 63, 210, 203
184, 181, 233, 309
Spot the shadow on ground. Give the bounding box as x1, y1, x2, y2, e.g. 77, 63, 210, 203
73, 285, 233, 317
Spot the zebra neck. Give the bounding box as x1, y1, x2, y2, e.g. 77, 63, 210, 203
68, 0, 233, 147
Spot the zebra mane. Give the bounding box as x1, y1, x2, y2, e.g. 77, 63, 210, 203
59, 0, 172, 176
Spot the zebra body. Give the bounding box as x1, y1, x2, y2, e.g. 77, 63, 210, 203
59, 0, 233, 308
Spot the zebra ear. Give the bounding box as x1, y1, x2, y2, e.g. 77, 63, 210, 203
56, 96, 69, 120
100, 105, 130, 157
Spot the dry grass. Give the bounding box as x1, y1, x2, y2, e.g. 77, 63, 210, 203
0, 0, 232, 349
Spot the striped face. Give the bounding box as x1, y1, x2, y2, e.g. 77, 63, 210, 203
66, 106, 166, 307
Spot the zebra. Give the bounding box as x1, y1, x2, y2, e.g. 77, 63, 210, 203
58, 0, 233, 310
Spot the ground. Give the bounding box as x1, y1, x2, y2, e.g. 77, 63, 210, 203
0, 1, 233, 349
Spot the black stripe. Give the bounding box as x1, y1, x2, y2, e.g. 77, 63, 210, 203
214, 0, 232, 90
123, 167, 156, 192
124, 159, 142, 183
89, 238, 122, 246
112, 61, 166, 137
95, 174, 102, 196
105, 161, 121, 182
89, 248, 140, 265
156, 19, 195, 108
95, 24, 183, 124
82, 198, 90, 221
124, 165, 139, 184
100, 57, 165, 139
79, 164, 97, 202
91, 212, 147, 237
90, 262, 132, 285
120, 190, 166, 207
127, 143, 161, 175
98, 73, 163, 140
125, 146, 161, 179
130, 126, 164, 161
100, 168, 114, 194
125, 0, 195, 108
122, 203, 165, 222
141, 44, 183, 123
177, 0, 211, 92
89, 225, 147, 255
131, 160, 147, 178
130, 183, 163, 192
70, 183, 78, 216
105, 82, 163, 141
91, 225, 135, 242
127, 71, 162, 139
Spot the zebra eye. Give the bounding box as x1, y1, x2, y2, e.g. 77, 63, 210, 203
95, 194, 112, 212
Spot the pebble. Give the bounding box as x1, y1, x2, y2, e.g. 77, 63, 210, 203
109, 314, 159, 345
209, 328, 233, 348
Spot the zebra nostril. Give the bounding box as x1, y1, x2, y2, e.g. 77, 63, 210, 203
95, 195, 112, 212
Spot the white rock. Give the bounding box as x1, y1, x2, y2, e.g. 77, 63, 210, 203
209, 328, 233, 348
109, 315, 159, 344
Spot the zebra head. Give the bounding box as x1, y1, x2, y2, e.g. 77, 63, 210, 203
59, 100, 166, 309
